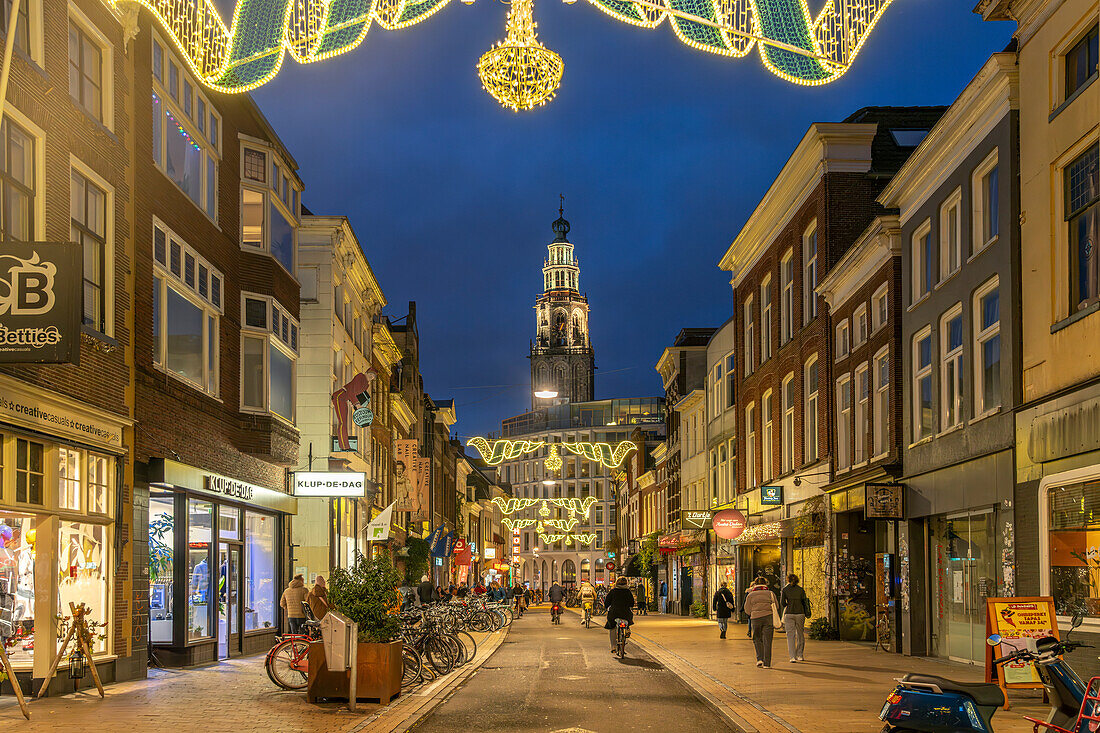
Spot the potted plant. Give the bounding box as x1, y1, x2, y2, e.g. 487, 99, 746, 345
307, 552, 403, 704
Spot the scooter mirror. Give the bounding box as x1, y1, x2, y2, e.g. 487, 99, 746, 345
1072, 613, 1085, 629
987, 634, 1002, 646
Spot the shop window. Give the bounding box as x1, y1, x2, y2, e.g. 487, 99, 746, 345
59, 522, 108, 654
188, 498, 213, 640
219, 505, 240, 540
245, 511, 275, 631
0, 513, 35, 664
1049, 481, 1100, 616
149, 491, 174, 644
59, 447, 80, 510
15, 438, 42, 505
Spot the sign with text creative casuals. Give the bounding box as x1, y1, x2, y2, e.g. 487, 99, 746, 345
681, 510, 713, 530
712, 509, 747, 540
985, 596, 1059, 688
0, 242, 81, 363
293, 471, 366, 497
761, 485, 783, 505
865, 483, 904, 520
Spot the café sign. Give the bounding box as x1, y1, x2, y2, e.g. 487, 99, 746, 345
761, 485, 783, 506
293, 471, 367, 497
0, 242, 81, 363
712, 509, 747, 540
681, 510, 713, 530
865, 482, 904, 520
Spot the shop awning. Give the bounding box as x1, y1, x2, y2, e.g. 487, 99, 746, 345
730, 518, 797, 544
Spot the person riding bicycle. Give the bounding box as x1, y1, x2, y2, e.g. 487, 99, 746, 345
548, 582, 565, 620
603, 577, 635, 654
578, 580, 597, 623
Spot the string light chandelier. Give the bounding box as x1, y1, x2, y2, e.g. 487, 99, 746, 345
115, 0, 894, 108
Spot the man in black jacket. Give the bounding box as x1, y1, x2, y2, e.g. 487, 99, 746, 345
604, 577, 635, 654
417, 575, 437, 605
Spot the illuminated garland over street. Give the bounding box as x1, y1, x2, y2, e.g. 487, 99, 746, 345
114, 0, 893, 106
468, 438, 637, 469
539, 532, 596, 546
492, 496, 599, 519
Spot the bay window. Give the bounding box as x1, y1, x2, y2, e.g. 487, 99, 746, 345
240, 293, 299, 423
240, 145, 300, 275
153, 221, 222, 396
940, 306, 964, 430
974, 277, 1001, 416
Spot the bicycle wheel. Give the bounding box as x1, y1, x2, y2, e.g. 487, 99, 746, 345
401, 646, 423, 688
267, 638, 310, 690
445, 633, 467, 666
456, 630, 478, 663
470, 611, 493, 633
424, 636, 455, 675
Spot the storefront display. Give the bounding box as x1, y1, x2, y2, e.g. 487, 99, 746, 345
0, 514, 36, 665
929, 509, 998, 663
1048, 480, 1100, 617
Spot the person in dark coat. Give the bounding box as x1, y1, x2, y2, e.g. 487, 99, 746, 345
603, 577, 635, 654
417, 575, 437, 605
634, 581, 648, 614
780, 574, 811, 662
712, 581, 736, 639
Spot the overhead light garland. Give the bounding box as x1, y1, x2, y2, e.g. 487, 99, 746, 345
116, 0, 893, 107
492, 496, 599, 519
468, 438, 636, 469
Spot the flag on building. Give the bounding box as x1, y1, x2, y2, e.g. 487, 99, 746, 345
366, 502, 394, 541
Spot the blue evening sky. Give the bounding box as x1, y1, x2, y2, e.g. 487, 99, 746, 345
252, 0, 1014, 439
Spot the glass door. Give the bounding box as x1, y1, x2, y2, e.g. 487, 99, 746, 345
218, 543, 241, 659
930, 509, 996, 663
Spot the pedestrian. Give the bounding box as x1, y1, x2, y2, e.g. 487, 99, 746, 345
780, 573, 810, 662
279, 574, 308, 634
743, 576, 780, 667
635, 581, 648, 615
417, 574, 437, 605
455, 583, 469, 599
439, 585, 453, 603
307, 575, 329, 621
659, 580, 668, 614
603, 576, 635, 654
524, 585, 533, 607
712, 581, 736, 639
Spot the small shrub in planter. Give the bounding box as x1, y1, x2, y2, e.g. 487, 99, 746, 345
807, 617, 839, 640
690, 600, 708, 618
328, 552, 402, 643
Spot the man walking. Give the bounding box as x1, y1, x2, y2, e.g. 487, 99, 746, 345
659, 580, 668, 614
780, 573, 810, 662
712, 581, 736, 639
417, 574, 437, 605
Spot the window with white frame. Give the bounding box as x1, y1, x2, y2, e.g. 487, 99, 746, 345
782, 374, 795, 473
913, 327, 934, 441
761, 390, 773, 482
836, 375, 852, 470
726, 438, 736, 497
711, 363, 722, 417
0, 117, 35, 241
744, 296, 754, 377
68, 16, 105, 123
745, 403, 756, 490
835, 319, 850, 359
873, 348, 889, 457
1064, 25, 1098, 101
855, 363, 869, 464
972, 150, 999, 253
781, 250, 794, 343
72, 167, 109, 334
854, 304, 868, 347
240, 144, 299, 275
725, 353, 736, 408
241, 293, 299, 422
1067, 143, 1099, 311
940, 305, 964, 430
872, 284, 888, 333
804, 221, 818, 324
940, 189, 963, 279
761, 276, 773, 363
59, 447, 81, 510
1, 0, 31, 59
804, 355, 819, 463
151, 36, 218, 219
152, 220, 222, 396
974, 277, 1001, 416
912, 220, 933, 302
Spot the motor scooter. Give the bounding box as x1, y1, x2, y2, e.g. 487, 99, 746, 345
879, 614, 1091, 732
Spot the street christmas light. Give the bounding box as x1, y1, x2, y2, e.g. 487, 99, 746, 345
534, 389, 558, 398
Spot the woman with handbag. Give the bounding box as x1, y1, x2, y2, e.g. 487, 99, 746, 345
742, 577, 781, 667
712, 581, 736, 639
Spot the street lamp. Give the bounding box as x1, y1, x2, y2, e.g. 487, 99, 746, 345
542, 479, 555, 486
534, 389, 558, 399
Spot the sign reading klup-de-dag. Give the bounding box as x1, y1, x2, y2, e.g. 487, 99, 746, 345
0, 243, 81, 363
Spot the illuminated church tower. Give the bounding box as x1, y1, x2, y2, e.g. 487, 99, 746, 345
531, 199, 595, 409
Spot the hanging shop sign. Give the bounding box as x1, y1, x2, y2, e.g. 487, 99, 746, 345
865, 483, 905, 520
484, 547, 497, 559
293, 471, 367, 497
605, 561, 616, 572
394, 440, 429, 520
681, 510, 713, 530
760, 485, 783, 506
712, 509, 747, 540
331, 371, 375, 451
0, 242, 81, 364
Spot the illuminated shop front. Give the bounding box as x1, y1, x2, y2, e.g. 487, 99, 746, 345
147, 459, 294, 665
0, 374, 130, 688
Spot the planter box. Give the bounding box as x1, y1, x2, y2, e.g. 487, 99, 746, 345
306, 640, 402, 705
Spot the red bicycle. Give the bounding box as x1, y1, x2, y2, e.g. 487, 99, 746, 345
265, 623, 320, 690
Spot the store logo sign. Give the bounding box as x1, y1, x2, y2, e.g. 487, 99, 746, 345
681, 510, 713, 530
713, 509, 747, 540
761, 485, 783, 505
293, 471, 366, 497
0, 244, 81, 363
206, 475, 258, 501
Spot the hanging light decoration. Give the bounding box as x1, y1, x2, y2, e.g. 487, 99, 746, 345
477, 0, 564, 111
68, 648, 87, 680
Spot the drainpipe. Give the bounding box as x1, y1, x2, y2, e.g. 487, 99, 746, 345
0, 0, 23, 128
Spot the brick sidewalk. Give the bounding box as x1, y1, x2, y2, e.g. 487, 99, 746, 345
618, 612, 1048, 732
0, 628, 507, 732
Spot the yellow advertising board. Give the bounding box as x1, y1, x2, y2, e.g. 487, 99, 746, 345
984, 596, 1059, 690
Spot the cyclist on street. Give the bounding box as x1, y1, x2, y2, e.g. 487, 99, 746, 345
548, 582, 565, 622
578, 580, 597, 624
603, 576, 635, 654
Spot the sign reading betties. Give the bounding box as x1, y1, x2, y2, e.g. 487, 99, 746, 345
0, 243, 81, 364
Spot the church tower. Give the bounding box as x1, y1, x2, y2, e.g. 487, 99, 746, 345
531, 199, 595, 409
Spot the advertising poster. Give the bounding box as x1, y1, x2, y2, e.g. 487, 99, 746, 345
394, 439, 426, 519
985, 597, 1058, 686
0, 242, 81, 363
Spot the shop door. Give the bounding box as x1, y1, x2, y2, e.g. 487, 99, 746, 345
931, 509, 996, 664
218, 543, 241, 659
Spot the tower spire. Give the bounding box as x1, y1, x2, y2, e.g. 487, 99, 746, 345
559, 193, 564, 217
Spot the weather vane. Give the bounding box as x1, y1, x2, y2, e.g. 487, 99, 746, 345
114, 0, 895, 110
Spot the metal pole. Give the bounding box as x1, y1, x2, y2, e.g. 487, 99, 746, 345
348, 620, 358, 712
0, 0, 23, 127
